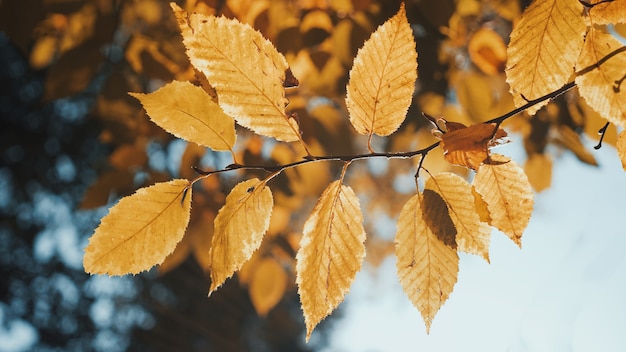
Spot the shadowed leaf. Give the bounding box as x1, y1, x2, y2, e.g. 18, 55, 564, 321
395, 193, 458, 332
250, 258, 288, 317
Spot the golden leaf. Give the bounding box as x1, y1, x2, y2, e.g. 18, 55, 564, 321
296, 180, 366, 341
171, 4, 301, 142
84, 179, 192, 275
209, 178, 273, 295
473, 154, 534, 247
249, 258, 288, 317
506, 0, 586, 115
588, 0, 626, 25
524, 153, 553, 192
618, 130, 626, 171
468, 27, 507, 76
129, 80, 236, 151
395, 193, 459, 332
439, 121, 509, 170
425, 173, 490, 261
345, 3, 417, 147
575, 27, 626, 128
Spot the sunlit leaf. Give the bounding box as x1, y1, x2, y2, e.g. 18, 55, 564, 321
425, 173, 490, 261
506, 0, 586, 114
296, 180, 366, 341
438, 121, 509, 170
587, 0, 626, 25
209, 178, 273, 295
345, 3, 417, 145
172, 4, 301, 142
84, 179, 192, 275
249, 257, 288, 317
618, 130, 626, 171
395, 193, 458, 332
473, 154, 534, 246
575, 27, 626, 128
130, 80, 236, 151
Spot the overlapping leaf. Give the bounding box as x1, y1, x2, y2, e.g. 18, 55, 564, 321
395, 193, 458, 332
506, 0, 586, 115
171, 4, 301, 142
425, 173, 491, 261
587, 0, 626, 25
130, 80, 236, 151
296, 180, 366, 341
575, 27, 626, 128
209, 178, 273, 295
84, 179, 192, 275
345, 4, 417, 145
473, 155, 534, 246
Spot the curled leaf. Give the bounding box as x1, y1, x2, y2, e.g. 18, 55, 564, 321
473, 154, 534, 247
395, 193, 458, 332
437, 120, 509, 170
130, 80, 236, 151
506, 0, 586, 114
172, 4, 301, 142
209, 179, 273, 295
345, 4, 417, 143
84, 179, 192, 275
296, 180, 366, 341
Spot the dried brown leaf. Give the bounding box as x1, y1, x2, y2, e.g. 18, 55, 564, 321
395, 193, 459, 332
439, 121, 509, 170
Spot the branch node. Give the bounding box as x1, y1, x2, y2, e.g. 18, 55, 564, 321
593, 122, 610, 150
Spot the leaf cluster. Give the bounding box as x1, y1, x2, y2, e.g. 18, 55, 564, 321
79, 0, 626, 341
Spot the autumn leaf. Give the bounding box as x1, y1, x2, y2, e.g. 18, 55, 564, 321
249, 257, 288, 317
208, 178, 273, 295
618, 130, 626, 171
437, 120, 509, 170
425, 173, 491, 261
473, 154, 534, 247
524, 153, 553, 192
171, 4, 301, 142
345, 3, 417, 150
395, 193, 458, 332
587, 0, 626, 25
506, 0, 586, 115
575, 27, 626, 128
84, 179, 192, 275
130, 80, 236, 152
296, 180, 366, 341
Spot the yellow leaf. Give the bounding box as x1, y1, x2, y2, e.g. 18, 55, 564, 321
575, 27, 626, 128
618, 130, 626, 171
506, 0, 586, 115
84, 179, 192, 275
130, 80, 236, 151
345, 4, 417, 146
587, 0, 626, 25
395, 193, 459, 332
296, 180, 366, 341
473, 154, 534, 247
524, 153, 553, 192
171, 4, 301, 142
249, 258, 288, 317
425, 173, 491, 261
208, 178, 273, 295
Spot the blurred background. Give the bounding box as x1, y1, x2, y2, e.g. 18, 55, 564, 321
1, 0, 625, 351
